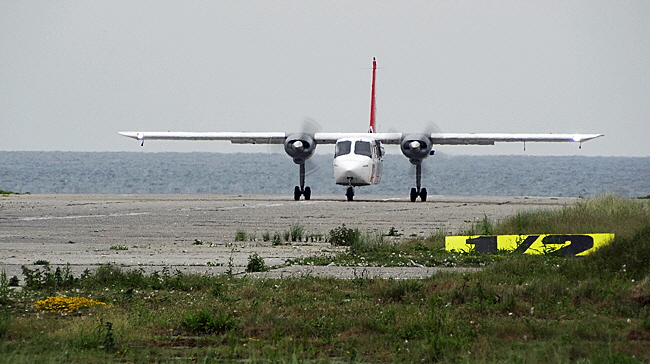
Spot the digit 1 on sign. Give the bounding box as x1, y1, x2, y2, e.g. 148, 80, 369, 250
466, 236, 497, 254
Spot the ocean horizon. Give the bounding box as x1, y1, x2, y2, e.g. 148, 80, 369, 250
1, 151, 648, 198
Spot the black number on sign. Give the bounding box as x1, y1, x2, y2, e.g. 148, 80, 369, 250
512, 235, 539, 254
541, 235, 594, 256
466, 236, 497, 254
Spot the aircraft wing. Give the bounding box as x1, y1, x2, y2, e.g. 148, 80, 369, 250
315, 132, 604, 145
120, 131, 603, 145
118, 131, 287, 144
422, 133, 604, 145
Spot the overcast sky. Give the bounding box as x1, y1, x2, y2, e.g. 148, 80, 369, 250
1, 1, 648, 156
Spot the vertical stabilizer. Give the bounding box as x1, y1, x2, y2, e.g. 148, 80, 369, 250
369, 57, 377, 133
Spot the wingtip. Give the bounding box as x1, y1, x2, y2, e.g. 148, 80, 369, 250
118, 131, 141, 140
572, 134, 605, 142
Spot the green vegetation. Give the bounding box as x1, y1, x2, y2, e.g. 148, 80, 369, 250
1, 195, 650, 363
109, 245, 128, 251
236, 225, 324, 246
234, 229, 248, 242
328, 223, 361, 246
0, 189, 29, 195
245, 253, 268, 273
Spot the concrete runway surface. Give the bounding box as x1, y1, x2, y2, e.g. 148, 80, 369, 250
0, 194, 578, 279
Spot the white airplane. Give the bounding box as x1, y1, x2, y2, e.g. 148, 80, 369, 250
120, 58, 603, 202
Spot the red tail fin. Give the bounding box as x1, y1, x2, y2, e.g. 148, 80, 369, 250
369, 57, 377, 133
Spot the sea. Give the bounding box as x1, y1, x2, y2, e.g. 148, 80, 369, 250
1, 151, 649, 198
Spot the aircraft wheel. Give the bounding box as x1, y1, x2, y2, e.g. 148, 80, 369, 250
420, 188, 427, 202
304, 186, 311, 201
410, 188, 418, 202
346, 187, 354, 202
293, 186, 301, 201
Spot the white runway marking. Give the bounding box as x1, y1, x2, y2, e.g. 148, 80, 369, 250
17, 212, 148, 221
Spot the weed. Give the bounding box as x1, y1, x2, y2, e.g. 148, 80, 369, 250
0, 310, 11, 339
289, 224, 304, 242
110, 245, 128, 250
246, 253, 268, 272
235, 229, 247, 242
212, 282, 225, 298
386, 226, 401, 236
0, 271, 11, 305
379, 279, 424, 302
21, 264, 76, 290
272, 232, 282, 245
262, 231, 271, 242
193, 239, 204, 245
8, 275, 19, 287
101, 320, 116, 353
465, 214, 494, 235
306, 232, 324, 242
329, 224, 361, 246
182, 309, 238, 334
226, 251, 235, 277
34, 260, 50, 266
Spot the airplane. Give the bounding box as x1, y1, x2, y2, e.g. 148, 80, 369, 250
119, 58, 603, 202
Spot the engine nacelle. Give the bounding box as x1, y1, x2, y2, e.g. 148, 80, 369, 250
284, 133, 317, 164
400, 134, 433, 165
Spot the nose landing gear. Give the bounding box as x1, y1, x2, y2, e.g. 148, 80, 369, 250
409, 164, 427, 202
345, 177, 354, 201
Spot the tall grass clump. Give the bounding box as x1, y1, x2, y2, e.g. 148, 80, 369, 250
182, 309, 238, 334
496, 194, 650, 239
583, 225, 650, 280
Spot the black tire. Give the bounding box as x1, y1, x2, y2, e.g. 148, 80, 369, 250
346, 187, 354, 202
410, 188, 417, 202
420, 188, 427, 202
294, 186, 301, 201
304, 186, 311, 200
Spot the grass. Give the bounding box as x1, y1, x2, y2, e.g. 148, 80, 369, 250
236, 225, 324, 246
1, 195, 650, 362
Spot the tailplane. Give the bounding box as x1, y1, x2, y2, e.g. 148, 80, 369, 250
369, 57, 377, 133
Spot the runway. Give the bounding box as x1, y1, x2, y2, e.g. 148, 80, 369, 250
0, 194, 577, 279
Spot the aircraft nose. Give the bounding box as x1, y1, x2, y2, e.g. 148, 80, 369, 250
334, 158, 369, 184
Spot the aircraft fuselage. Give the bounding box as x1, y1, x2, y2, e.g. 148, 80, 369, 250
333, 137, 383, 186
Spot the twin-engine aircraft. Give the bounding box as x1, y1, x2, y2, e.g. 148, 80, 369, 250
120, 58, 603, 202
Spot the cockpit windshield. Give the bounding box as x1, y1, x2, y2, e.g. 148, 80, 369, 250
335, 140, 352, 157
354, 141, 372, 157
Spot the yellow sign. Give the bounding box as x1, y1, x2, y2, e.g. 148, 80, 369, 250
445, 234, 614, 256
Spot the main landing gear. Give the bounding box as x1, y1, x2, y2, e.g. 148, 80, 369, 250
410, 164, 427, 202
294, 163, 311, 201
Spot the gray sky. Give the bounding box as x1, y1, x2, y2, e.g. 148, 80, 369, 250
1, 1, 648, 156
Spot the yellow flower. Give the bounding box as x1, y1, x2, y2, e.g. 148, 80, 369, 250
33, 296, 108, 313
